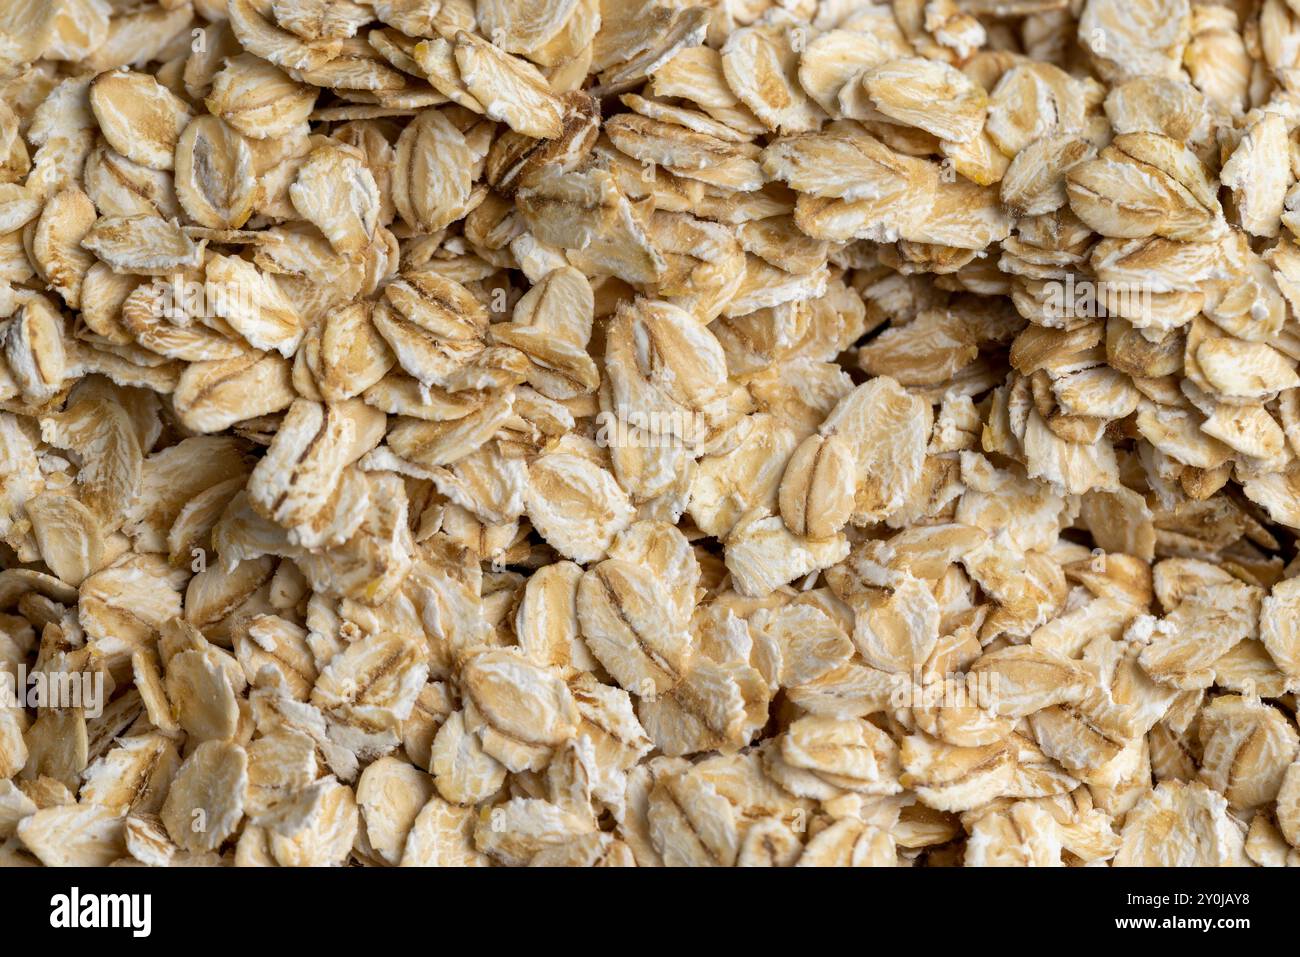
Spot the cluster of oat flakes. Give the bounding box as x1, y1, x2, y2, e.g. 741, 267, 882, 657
1, 0, 1300, 868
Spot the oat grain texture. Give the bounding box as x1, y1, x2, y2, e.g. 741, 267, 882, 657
0, 0, 1298, 868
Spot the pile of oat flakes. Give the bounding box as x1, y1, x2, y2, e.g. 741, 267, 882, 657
1, 0, 1299, 868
